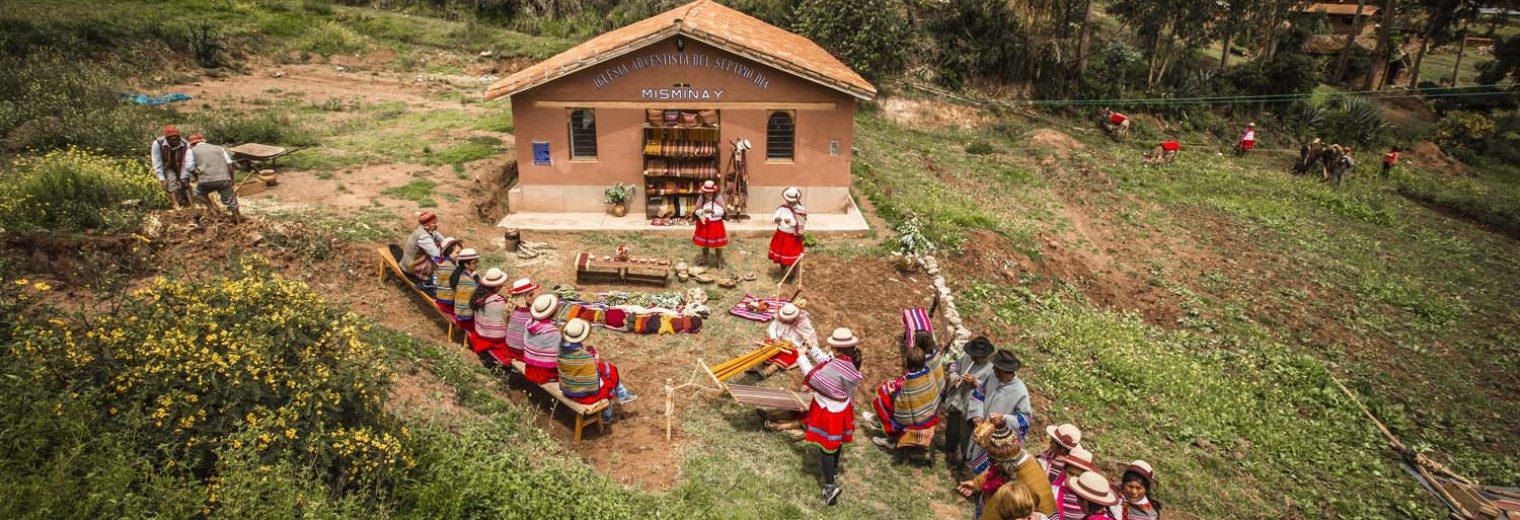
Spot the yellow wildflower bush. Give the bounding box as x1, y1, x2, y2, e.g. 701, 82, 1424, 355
6, 259, 411, 494
0, 147, 166, 233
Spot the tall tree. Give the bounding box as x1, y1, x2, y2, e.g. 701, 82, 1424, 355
1363, 0, 1398, 90
1408, 0, 1464, 87
1333, 0, 1368, 83
1075, 0, 1097, 74
1450, 7, 1473, 84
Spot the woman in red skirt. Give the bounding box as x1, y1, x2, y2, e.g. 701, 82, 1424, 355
766, 327, 863, 506
768, 186, 806, 279
692, 180, 728, 267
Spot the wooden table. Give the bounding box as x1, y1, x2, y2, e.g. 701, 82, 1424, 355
575, 253, 671, 286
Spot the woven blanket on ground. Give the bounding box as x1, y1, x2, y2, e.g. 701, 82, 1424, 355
730, 294, 790, 322
558, 299, 702, 335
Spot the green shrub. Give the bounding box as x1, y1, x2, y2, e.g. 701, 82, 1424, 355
791, 0, 910, 80
382, 179, 438, 201
297, 20, 367, 56
5, 261, 411, 497
965, 140, 996, 155
0, 147, 166, 233
0, 52, 155, 156
194, 110, 318, 148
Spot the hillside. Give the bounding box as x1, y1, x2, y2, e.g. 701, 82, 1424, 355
2, 1, 1518, 519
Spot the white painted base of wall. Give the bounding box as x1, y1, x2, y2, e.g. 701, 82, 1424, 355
508, 185, 854, 214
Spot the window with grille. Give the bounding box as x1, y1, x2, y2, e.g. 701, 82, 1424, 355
766, 111, 794, 161
569, 108, 597, 160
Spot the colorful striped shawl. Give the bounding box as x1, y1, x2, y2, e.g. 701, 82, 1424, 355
433, 259, 458, 305
557, 344, 601, 397
505, 307, 531, 352
474, 294, 509, 339
522, 320, 560, 369
804, 357, 862, 401
890, 367, 941, 430
453, 270, 479, 319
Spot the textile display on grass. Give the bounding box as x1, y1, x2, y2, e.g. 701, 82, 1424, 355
729, 294, 792, 322
556, 299, 703, 335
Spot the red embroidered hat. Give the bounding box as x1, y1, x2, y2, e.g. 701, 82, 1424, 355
164, 126, 180, 137
418, 210, 437, 224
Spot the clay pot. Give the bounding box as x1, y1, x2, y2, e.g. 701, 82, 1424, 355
611, 202, 628, 217
259, 172, 278, 186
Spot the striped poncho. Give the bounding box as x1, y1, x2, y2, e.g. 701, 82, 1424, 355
505, 307, 532, 355
522, 319, 561, 370
872, 366, 941, 436
474, 294, 509, 340
452, 270, 479, 321
433, 259, 458, 308
556, 344, 601, 398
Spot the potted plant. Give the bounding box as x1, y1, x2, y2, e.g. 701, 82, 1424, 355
604, 182, 635, 217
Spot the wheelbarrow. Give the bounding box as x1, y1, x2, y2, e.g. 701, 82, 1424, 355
226, 143, 303, 195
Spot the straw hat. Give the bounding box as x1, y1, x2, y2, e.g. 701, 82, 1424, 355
530, 294, 560, 320
1059, 446, 1097, 473
1126, 460, 1156, 484
563, 318, 591, 344
972, 417, 1024, 461
418, 210, 437, 225
481, 268, 508, 287
782, 187, 801, 203
439, 237, 459, 253
1069, 471, 1120, 507
826, 328, 859, 349
508, 278, 539, 296
456, 248, 479, 262
1045, 423, 1082, 450
700, 180, 718, 193
776, 303, 801, 323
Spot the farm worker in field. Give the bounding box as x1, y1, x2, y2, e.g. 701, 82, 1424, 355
944, 337, 997, 472
966, 349, 1033, 474
1065, 471, 1121, 520
693, 180, 728, 267
557, 318, 638, 424
502, 278, 541, 364
1330, 146, 1355, 185
867, 342, 942, 450
449, 248, 480, 333
761, 328, 866, 505
768, 186, 807, 279
1382, 146, 1400, 178
401, 210, 445, 282
150, 126, 190, 209
1235, 122, 1256, 157
1108, 461, 1163, 520
1052, 447, 1099, 520
468, 268, 513, 367
1035, 423, 1083, 486
430, 237, 462, 315
753, 302, 819, 379
182, 133, 242, 224
957, 414, 1058, 518
521, 294, 563, 384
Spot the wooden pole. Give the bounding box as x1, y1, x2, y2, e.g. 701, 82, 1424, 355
665, 377, 674, 443
776, 253, 805, 298
1332, 377, 1476, 520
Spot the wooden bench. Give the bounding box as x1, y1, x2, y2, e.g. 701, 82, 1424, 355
375, 246, 463, 347
510, 360, 609, 445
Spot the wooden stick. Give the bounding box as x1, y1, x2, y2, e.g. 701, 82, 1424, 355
698, 358, 724, 390
776, 253, 805, 298
665, 377, 674, 443
1332, 377, 1476, 520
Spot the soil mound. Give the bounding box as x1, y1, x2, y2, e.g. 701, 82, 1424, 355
1409, 140, 1468, 175
1028, 128, 1085, 155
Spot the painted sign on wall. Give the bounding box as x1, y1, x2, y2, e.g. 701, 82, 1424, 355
532, 141, 551, 166
591, 52, 771, 91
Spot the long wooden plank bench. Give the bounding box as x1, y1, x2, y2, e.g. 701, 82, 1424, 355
375, 245, 462, 346
509, 360, 609, 445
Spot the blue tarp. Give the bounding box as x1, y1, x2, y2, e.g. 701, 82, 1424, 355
125, 93, 193, 105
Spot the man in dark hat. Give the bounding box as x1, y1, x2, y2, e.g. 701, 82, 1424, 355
943, 336, 997, 473
965, 349, 1033, 476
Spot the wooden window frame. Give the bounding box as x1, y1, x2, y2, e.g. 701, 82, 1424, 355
568, 108, 598, 161
766, 110, 795, 162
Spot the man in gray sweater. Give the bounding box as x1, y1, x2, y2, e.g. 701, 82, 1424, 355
181, 133, 241, 224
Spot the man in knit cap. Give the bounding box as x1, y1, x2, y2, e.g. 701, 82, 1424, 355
401, 210, 445, 283
150, 126, 190, 209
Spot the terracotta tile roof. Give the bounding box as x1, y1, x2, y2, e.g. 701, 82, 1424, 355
1296, 2, 1380, 17
484, 0, 876, 101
